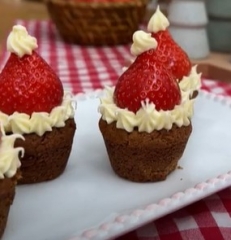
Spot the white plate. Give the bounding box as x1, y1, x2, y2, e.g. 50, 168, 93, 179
3, 90, 231, 240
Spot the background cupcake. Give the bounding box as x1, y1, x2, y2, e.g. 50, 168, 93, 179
123, 7, 201, 99
0, 127, 24, 238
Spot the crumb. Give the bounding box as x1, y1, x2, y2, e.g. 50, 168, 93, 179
177, 165, 183, 170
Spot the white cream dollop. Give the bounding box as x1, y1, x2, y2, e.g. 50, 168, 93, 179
179, 65, 202, 96
130, 30, 158, 56
147, 6, 170, 33
0, 127, 24, 179
116, 109, 136, 132
0, 93, 75, 137
7, 25, 38, 58
98, 87, 194, 133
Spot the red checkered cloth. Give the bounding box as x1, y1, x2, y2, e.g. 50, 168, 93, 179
1, 20, 231, 240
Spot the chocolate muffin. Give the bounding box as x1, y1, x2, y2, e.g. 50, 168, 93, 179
99, 26, 197, 182
0, 25, 76, 184
15, 119, 76, 184
0, 173, 19, 238
99, 119, 192, 182
0, 131, 24, 238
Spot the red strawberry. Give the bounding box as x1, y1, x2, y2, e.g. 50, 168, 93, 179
114, 51, 181, 113
0, 51, 63, 115
151, 30, 191, 81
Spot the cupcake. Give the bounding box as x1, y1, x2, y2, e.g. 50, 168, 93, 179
123, 7, 201, 99
0, 25, 76, 184
0, 128, 24, 238
99, 29, 197, 182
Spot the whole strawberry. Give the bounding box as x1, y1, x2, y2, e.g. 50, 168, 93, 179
147, 6, 191, 81
0, 51, 63, 115
114, 51, 181, 113
152, 30, 191, 81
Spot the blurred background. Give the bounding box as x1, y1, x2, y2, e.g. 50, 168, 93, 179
0, 0, 49, 48
0, 0, 231, 60
0, 0, 167, 46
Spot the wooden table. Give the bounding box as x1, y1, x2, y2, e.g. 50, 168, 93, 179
0, 0, 231, 82
0, 0, 48, 48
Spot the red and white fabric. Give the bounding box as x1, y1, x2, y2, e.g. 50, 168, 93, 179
0, 20, 231, 240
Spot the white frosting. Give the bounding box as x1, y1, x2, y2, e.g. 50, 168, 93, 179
0, 93, 75, 137
147, 6, 170, 33
179, 65, 202, 96
116, 109, 136, 132
0, 127, 24, 179
7, 25, 38, 58
130, 30, 158, 56
99, 87, 194, 133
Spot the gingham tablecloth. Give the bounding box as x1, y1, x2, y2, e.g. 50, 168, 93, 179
1, 20, 231, 240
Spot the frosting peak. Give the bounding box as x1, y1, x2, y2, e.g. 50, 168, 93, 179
179, 65, 202, 96
99, 87, 194, 133
147, 6, 170, 33
130, 30, 158, 56
0, 126, 24, 179
0, 93, 75, 136
7, 25, 38, 58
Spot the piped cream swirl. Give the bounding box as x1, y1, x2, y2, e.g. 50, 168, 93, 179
7, 25, 38, 58
0, 127, 24, 179
99, 87, 194, 133
147, 6, 170, 33
130, 30, 158, 56
0, 93, 75, 137
179, 65, 202, 96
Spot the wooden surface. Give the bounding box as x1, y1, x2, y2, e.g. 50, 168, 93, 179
194, 53, 231, 82
0, 0, 48, 48
0, 0, 231, 82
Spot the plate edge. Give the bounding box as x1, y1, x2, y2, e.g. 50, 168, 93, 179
69, 89, 231, 240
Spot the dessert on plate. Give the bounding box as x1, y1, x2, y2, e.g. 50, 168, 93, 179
99, 11, 200, 182
0, 25, 76, 184
123, 6, 201, 99
0, 128, 24, 238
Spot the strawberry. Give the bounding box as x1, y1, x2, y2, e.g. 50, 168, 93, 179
151, 30, 191, 81
114, 51, 181, 113
0, 51, 63, 115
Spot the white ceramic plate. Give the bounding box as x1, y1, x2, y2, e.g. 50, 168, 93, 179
3, 90, 231, 240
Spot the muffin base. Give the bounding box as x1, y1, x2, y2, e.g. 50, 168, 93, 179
0, 173, 19, 238
99, 119, 192, 182
14, 118, 76, 184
